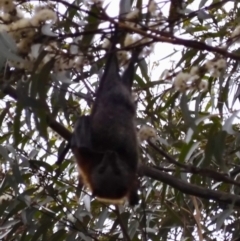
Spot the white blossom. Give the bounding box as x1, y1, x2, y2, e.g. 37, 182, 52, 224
0, 0, 15, 13
31, 9, 57, 26
138, 125, 158, 142
189, 74, 200, 84
3, 7, 23, 21
102, 38, 110, 49
190, 66, 199, 75
205, 59, 225, 77
216, 58, 227, 70
117, 50, 129, 64
173, 72, 190, 92
0, 13, 11, 21
205, 60, 214, 71
15, 7, 24, 19
211, 70, 221, 78
9, 18, 31, 31
125, 8, 139, 20
124, 34, 148, 47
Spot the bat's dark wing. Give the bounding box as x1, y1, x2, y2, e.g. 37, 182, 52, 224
71, 115, 92, 150
71, 115, 105, 165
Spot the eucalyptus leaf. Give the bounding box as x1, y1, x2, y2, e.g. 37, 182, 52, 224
96, 208, 108, 229
0, 31, 18, 52
216, 208, 233, 231
223, 111, 239, 134
83, 194, 91, 212
198, 0, 208, 8
0, 145, 10, 161
197, 10, 211, 20
119, 0, 131, 16
0, 40, 23, 62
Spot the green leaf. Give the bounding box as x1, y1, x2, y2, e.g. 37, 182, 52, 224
180, 94, 195, 129
29, 160, 53, 174
213, 131, 227, 171
119, 0, 131, 15
13, 99, 23, 146
0, 31, 18, 52
139, 58, 149, 82
216, 208, 233, 231
199, 0, 208, 8
0, 103, 10, 128
49, 229, 67, 241
66, 232, 77, 241
96, 208, 108, 229
223, 111, 239, 134
11, 160, 24, 185
31, 221, 53, 241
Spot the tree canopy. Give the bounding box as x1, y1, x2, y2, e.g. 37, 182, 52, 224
0, 0, 240, 240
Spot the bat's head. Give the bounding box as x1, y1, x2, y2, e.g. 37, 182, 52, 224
90, 150, 134, 202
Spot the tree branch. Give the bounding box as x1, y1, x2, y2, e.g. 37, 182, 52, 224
141, 165, 240, 207
149, 142, 240, 188
3, 85, 240, 207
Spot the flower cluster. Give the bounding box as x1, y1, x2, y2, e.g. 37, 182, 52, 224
123, 33, 153, 58
117, 50, 129, 66
0, 0, 15, 14
0, 0, 89, 74
124, 33, 150, 47
0, 0, 61, 71
138, 125, 158, 143
31, 8, 57, 27
1, 6, 57, 37
205, 58, 227, 78
173, 72, 192, 92
147, 0, 164, 31
173, 69, 207, 92
173, 58, 227, 92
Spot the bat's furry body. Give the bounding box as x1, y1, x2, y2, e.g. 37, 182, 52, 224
71, 36, 140, 205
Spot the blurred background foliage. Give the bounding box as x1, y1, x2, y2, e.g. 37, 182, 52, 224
1, 0, 240, 240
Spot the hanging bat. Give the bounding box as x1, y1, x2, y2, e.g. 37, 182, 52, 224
71, 32, 140, 206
